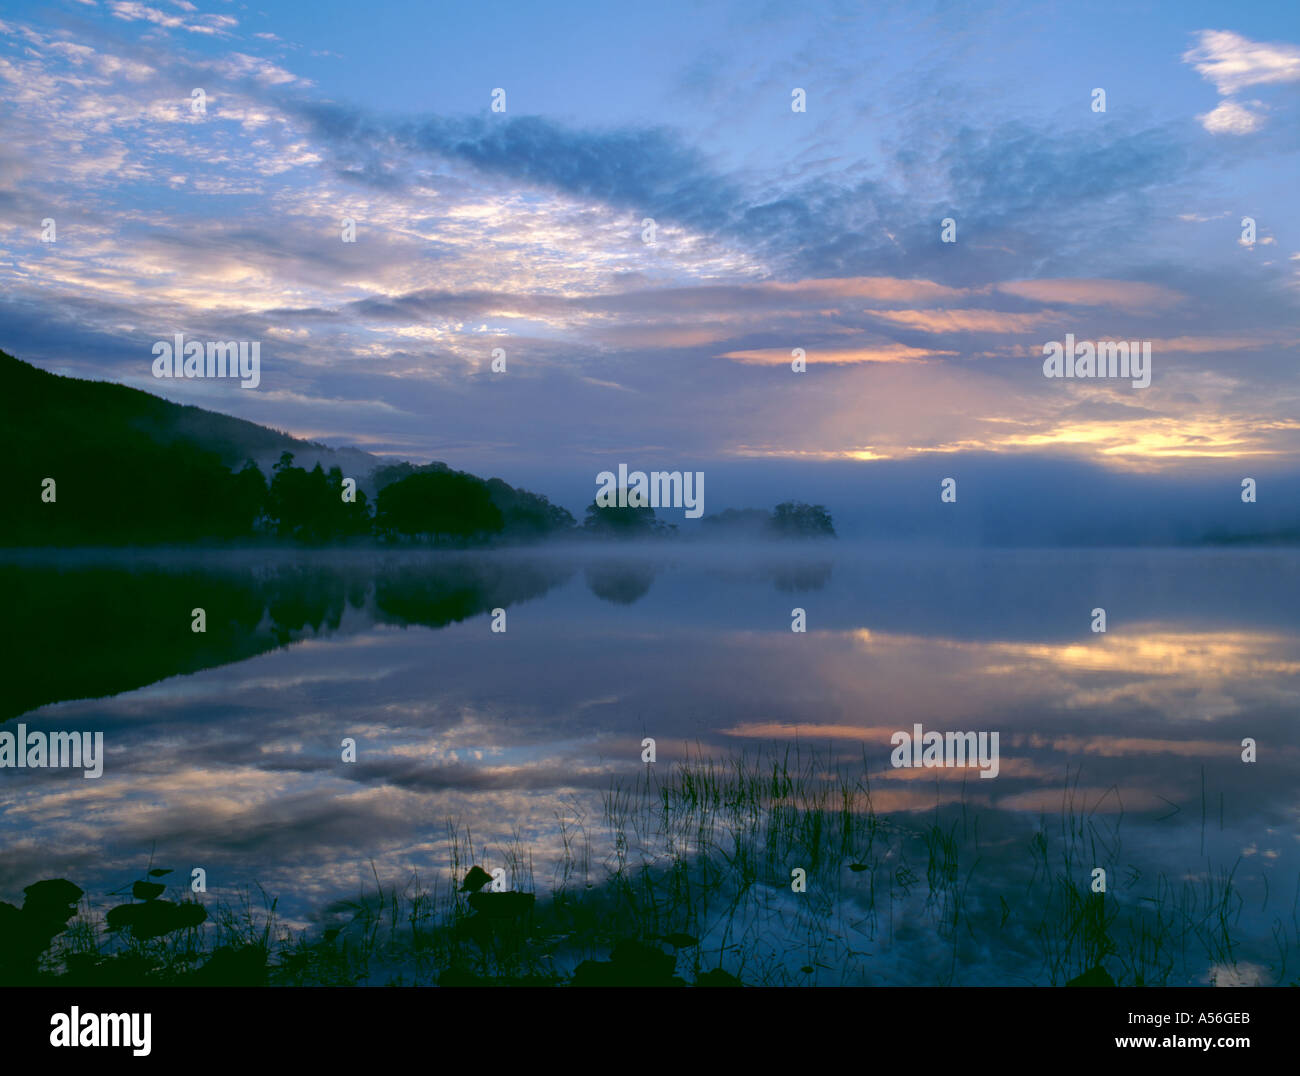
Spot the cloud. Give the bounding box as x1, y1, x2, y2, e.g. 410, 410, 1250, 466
721, 344, 950, 366
867, 308, 1058, 334
766, 276, 973, 304
996, 279, 1185, 312
215, 52, 306, 87
0, 7, 1296, 475
1182, 29, 1300, 96
1197, 99, 1264, 135
283, 102, 1208, 286
1144, 334, 1284, 353
108, 0, 236, 35
1182, 30, 1300, 135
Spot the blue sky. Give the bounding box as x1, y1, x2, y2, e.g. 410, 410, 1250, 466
1, 0, 1298, 519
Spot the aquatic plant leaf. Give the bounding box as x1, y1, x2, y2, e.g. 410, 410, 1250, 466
21, 879, 83, 912
105, 903, 144, 931
107, 899, 206, 939
459, 866, 493, 893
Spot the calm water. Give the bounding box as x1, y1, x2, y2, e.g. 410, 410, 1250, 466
2, 545, 1297, 984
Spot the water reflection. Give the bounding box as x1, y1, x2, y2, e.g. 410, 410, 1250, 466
0, 546, 1296, 984
0, 553, 577, 721
585, 561, 660, 605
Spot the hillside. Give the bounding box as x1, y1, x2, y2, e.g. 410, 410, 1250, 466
0, 350, 379, 478
0, 350, 574, 546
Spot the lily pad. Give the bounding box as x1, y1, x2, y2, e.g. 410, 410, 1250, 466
107, 899, 206, 940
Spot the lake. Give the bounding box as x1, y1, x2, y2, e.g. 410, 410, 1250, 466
1, 544, 1296, 985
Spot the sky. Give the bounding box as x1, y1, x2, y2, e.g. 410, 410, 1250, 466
0, 0, 1298, 525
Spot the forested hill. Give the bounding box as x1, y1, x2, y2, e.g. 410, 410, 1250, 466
0, 349, 573, 546
0, 349, 376, 477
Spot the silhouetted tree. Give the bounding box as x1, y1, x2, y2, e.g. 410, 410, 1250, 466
485, 477, 577, 538
769, 502, 836, 538
582, 493, 671, 538
375, 470, 504, 543
230, 460, 268, 533
264, 453, 371, 542
701, 508, 770, 535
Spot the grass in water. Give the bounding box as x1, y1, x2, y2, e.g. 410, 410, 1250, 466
2, 747, 1292, 987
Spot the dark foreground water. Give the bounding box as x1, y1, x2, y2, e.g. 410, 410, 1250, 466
1, 544, 1297, 985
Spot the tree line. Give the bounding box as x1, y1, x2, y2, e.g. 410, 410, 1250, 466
12, 440, 834, 547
